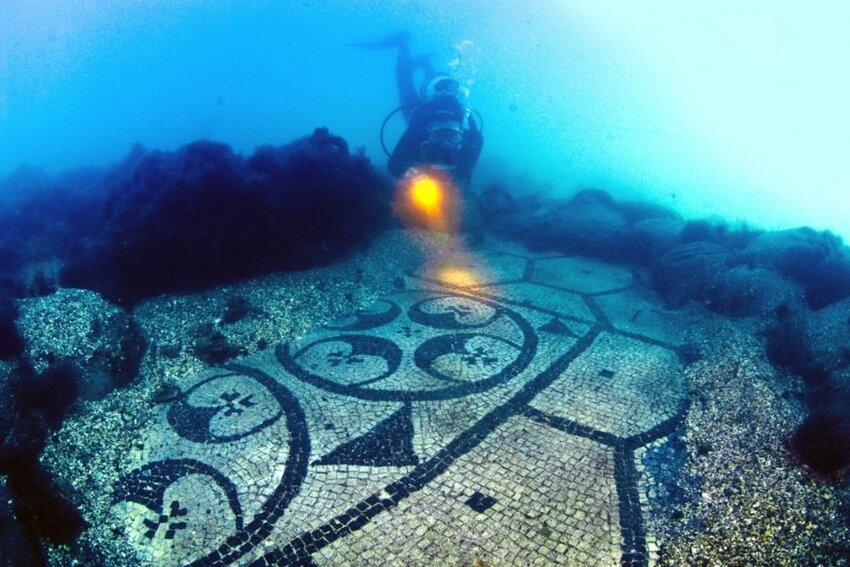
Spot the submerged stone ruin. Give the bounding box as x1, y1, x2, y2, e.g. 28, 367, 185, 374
1, 133, 849, 564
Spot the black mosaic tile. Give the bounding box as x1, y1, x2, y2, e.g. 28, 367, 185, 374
166, 372, 283, 444
122, 288, 690, 566
413, 332, 511, 383
324, 300, 402, 331
183, 363, 311, 566
115, 459, 244, 534
538, 317, 579, 337
407, 295, 500, 330
253, 325, 615, 563
314, 403, 419, 467
614, 445, 647, 566
625, 400, 689, 450
521, 406, 620, 448
277, 292, 537, 402
466, 491, 497, 513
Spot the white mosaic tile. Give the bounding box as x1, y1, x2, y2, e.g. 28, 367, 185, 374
532, 256, 634, 294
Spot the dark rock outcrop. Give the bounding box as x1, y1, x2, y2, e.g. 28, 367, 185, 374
60, 128, 393, 304
17, 288, 145, 400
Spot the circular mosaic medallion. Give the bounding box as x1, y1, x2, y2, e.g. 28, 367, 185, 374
277, 292, 537, 400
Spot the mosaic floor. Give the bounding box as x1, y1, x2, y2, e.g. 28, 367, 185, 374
111, 243, 692, 566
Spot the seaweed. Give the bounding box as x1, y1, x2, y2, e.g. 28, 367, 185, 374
192, 323, 245, 364
0, 362, 88, 555
222, 295, 253, 324
59, 129, 393, 304
0, 291, 23, 360
789, 406, 850, 482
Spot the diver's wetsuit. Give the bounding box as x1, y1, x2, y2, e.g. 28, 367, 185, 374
355, 32, 485, 238
388, 101, 483, 188
364, 32, 483, 188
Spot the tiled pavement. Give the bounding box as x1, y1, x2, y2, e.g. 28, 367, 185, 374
111, 244, 692, 566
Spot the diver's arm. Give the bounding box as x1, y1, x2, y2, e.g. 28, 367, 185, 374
388, 108, 431, 177
395, 40, 419, 122
455, 120, 484, 187
388, 137, 417, 178
394, 39, 435, 123
388, 131, 424, 178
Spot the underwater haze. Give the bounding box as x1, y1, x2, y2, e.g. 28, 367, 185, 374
2, 0, 849, 238
6, 3, 850, 564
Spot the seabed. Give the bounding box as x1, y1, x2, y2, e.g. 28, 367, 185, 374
39, 231, 848, 566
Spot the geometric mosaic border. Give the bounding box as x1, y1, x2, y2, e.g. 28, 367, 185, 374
109, 250, 692, 567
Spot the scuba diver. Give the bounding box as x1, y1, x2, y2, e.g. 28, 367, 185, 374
353, 32, 484, 190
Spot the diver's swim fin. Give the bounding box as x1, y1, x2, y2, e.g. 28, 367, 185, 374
410, 54, 435, 68
348, 31, 410, 50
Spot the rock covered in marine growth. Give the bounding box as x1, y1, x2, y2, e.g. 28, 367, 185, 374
0, 291, 24, 360
801, 297, 850, 375
479, 180, 850, 482
627, 217, 686, 262
17, 288, 144, 400
479, 184, 850, 314
653, 241, 733, 308
740, 228, 850, 309
60, 128, 393, 304
531, 189, 629, 257
479, 186, 683, 263
0, 360, 17, 441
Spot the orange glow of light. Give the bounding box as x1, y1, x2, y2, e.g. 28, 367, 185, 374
436, 265, 480, 288
410, 174, 443, 216
393, 168, 459, 233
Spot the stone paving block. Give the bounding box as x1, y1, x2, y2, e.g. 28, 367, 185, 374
475, 282, 595, 322
414, 248, 529, 287
530, 332, 685, 439
316, 417, 621, 566
594, 286, 693, 345
103, 277, 684, 566
532, 256, 634, 293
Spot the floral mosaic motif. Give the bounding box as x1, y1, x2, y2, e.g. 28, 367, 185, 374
324, 300, 402, 331
413, 333, 522, 384
113, 458, 245, 534
407, 295, 501, 329
292, 335, 403, 387
143, 499, 188, 540
108, 255, 692, 566
277, 291, 536, 400
166, 372, 283, 443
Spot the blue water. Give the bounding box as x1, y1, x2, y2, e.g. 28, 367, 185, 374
4, 4, 850, 561
1, 1, 849, 237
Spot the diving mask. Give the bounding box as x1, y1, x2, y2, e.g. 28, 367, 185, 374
427, 120, 463, 148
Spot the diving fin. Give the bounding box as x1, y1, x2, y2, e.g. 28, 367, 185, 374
348, 31, 410, 50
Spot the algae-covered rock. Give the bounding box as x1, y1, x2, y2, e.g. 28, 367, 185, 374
60, 129, 393, 304
618, 200, 680, 223
625, 217, 686, 264
708, 265, 804, 317
741, 227, 850, 309
741, 227, 833, 265
653, 241, 732, 307
801, 296, 850, 374
546, 189, 628, 258
17, 288, 145, 400
0, 360, 17, 442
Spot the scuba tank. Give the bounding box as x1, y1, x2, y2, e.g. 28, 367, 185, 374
380, 102, 483, 157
